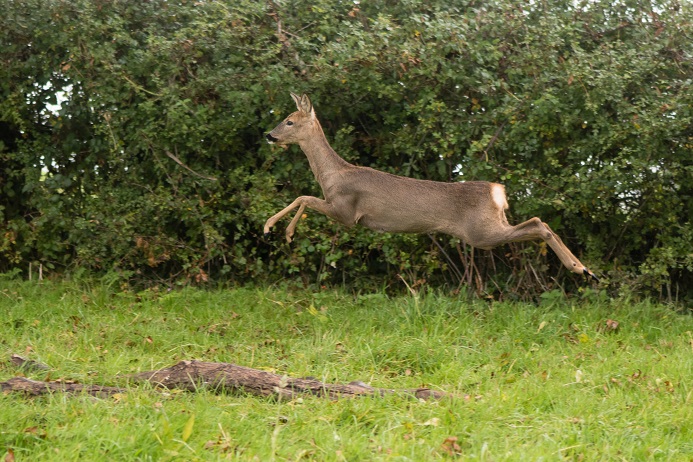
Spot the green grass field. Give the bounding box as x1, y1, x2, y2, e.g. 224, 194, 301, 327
1, 278, 692, 461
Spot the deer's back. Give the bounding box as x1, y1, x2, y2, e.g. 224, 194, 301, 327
324, 167, 504, 236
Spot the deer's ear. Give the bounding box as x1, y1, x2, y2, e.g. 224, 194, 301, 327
299, 94, 313, 115
289, 92, 314, 117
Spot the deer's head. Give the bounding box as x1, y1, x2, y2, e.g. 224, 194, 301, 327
266, 93, 315, 146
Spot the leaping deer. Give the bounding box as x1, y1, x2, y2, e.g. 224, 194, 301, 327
265, 93, 599, 282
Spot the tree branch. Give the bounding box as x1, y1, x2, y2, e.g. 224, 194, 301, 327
165, 150, 218, 181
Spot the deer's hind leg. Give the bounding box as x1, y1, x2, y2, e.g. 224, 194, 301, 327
470, 217, 598, 281
264, 196, 339, 243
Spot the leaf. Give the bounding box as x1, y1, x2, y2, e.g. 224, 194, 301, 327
537, 321, 548, 332
182, 414, 195, 442
605, 319, 619, 332
5, 449, 15, 462
278, 375, 290, 388
441, 436, 462, 456
23, 426, 47, 439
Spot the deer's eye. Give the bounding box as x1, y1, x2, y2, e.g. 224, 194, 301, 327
286, 120, 294, 126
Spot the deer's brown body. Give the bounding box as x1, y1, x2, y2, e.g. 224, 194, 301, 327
265, 93, 598, 281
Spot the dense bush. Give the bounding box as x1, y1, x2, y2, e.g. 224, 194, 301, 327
1, 0, 691, 301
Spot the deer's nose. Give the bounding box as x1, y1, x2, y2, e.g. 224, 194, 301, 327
266, 133, 278, 143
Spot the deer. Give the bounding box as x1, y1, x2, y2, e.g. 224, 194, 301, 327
264, 93, 599, 282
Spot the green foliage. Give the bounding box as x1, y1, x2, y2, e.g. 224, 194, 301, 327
0, 0, 691, 300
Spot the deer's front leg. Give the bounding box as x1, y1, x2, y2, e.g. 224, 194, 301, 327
264, 201, 300, 236
264, 196, 338, 243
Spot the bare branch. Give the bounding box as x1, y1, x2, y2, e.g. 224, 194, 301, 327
165, 150, 217, 181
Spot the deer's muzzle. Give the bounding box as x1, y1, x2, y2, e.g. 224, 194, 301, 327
266, 133, 279, 143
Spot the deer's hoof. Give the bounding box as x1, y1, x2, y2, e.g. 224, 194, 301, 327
583, 268, 600, 283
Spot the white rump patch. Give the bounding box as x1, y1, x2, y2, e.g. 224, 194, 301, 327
491, 184, 508, 210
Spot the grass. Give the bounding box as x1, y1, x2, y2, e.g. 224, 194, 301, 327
1, 278, 692, 461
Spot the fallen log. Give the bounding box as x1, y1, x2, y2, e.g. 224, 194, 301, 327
2, 358, 449, 400
129, 360, 448, 400
1, 377, 122, 398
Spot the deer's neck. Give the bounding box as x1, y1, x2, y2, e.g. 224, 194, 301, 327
298, 122, 351, 187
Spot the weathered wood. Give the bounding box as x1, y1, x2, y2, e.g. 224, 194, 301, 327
10, 354, 51, 372
1, 377, 122, 398
2, 357, 449, 400
129, 360, 448, 400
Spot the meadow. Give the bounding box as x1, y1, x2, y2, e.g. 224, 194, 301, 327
1, 277, 692, 461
